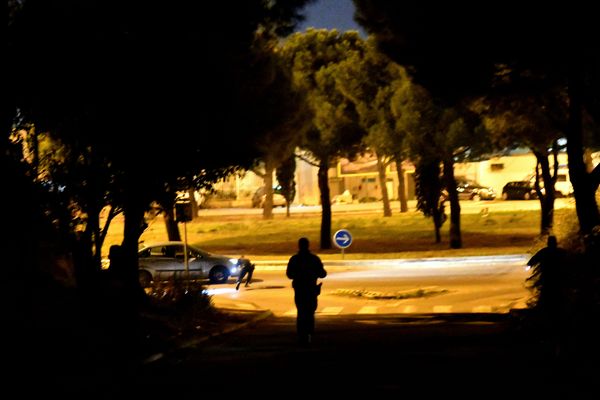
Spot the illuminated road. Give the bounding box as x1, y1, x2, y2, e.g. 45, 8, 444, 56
208, 255, 533, 315
137, 254, 595, 398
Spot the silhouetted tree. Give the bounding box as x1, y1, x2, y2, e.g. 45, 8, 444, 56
277, 153, 297, 217
336, 38, 412, 217
354, 0, 600, 236
280, 29, 367, 249
414, 160, 446, 243
9, 0, 315, 300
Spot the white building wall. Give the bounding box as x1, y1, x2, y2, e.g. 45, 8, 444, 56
455, 152, 570, 195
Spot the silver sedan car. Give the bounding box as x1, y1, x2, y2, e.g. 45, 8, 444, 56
137, 241, 250, 287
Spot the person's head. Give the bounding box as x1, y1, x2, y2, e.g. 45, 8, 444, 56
298, 237, 310, 252
547, 235, 557, 248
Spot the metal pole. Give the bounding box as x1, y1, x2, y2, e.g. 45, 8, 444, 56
183, 220, 189, 290
341, 248, 345, 260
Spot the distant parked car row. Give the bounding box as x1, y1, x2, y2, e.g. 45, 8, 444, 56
501, 171, 573, 200
442, 178, 497, 202
502, 181, 539, 200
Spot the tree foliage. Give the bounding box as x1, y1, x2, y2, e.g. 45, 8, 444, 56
276, 153, 297, 217
335, 38, 411, 216
354, 0, 600, 235
280, 29, 367, 248
8, 0, 314, 288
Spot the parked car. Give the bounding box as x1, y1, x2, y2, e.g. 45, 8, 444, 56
502, 181, 539, 200
251, 186, 287, 208
519, 171, 573, 198
137, 241, 251, 287
553, 172, 574, 197
455, 179, 496, 201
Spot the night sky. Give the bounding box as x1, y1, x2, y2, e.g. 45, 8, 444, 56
296, 0, 365, 35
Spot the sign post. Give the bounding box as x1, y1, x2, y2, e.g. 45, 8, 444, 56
175, 200, 193, 289
333, 229, 353, 259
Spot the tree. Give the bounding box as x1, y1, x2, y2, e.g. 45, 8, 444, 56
354, 0, 600, 237
394, 83, 489, 248
250, 36, 312, 219
414, 159, 446, 243
280, 29, 367, 249
276, 153, 297, 217
335, 38, 411, 216
474, 87, 569, 235
9, 0, 315, 295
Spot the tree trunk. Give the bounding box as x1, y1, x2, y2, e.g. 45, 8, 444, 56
122, 194, 147, 304
85, 202, 103, 270
376, 153, 392, 217
394, 154, 408, 213
533, 150, 556, 235
443, 159, 462, 249
432, 209, 442, 243
262, 162, 274, 220
188, 188, 199, 220
567, 67, 600, 235
318, 157, 332, 249
163, 204, 181, 242
99, 205, 119, 251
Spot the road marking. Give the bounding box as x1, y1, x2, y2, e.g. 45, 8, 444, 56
357, 306, 378, 314
433, 305, 452, 313
319, 307, 344, 315
472, 305, 492, 313
401, 305, 416, 313
283, 309, 297, 316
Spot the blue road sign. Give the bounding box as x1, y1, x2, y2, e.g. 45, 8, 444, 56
333, 229, 353, 249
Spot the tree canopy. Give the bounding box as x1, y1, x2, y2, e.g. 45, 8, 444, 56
354, 0, 600, 235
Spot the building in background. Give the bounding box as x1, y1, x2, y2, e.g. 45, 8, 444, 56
210, 148, 595, 208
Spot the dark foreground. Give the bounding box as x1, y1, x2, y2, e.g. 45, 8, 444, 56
134, 313, 597, 398
16, 291, 599, 400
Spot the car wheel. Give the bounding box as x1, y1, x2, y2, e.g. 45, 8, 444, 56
139, 270, 153, 288
523, 192, 530, 200
472, 193, 481, 201
209, 266, 229, 284
501, 192, 509, 200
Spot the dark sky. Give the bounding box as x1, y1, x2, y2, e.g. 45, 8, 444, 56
296, 0, 365, 35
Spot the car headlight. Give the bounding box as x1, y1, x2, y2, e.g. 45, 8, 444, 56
230, 266, 238, 274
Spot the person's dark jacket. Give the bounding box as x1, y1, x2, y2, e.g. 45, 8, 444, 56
286, 250, 327, 292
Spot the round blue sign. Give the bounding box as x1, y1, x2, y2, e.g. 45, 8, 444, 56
333, 229, 353, 249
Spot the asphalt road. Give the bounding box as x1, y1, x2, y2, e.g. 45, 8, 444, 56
208, 255, 532, 316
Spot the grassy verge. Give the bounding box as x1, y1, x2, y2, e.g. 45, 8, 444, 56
102, 207, 576, 259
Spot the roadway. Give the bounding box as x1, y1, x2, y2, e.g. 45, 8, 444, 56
208, 255, 532, 316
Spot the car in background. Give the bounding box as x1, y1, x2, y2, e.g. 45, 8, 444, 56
137, 241, 251, 287
502, 181, 539, 200
455, 179, 496, 201
554, 172, 574, 197
252, 186, 287, 208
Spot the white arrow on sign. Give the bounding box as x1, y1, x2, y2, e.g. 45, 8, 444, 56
338, 234, 351, 244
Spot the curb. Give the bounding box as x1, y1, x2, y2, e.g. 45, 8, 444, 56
141, 308, 273, 365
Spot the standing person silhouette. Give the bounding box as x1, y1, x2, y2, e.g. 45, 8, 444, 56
526, 235, 570, 354
286, 237, 327, 345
